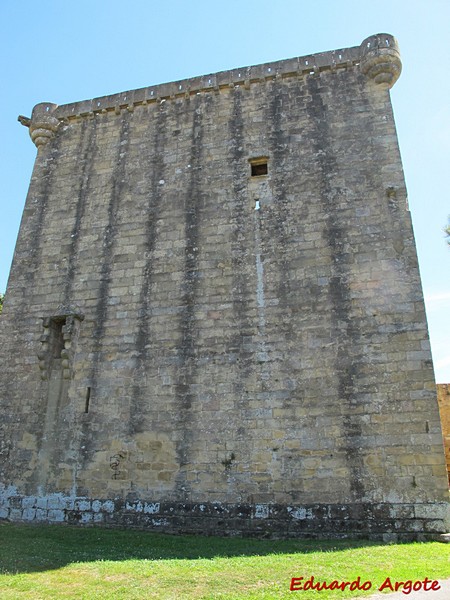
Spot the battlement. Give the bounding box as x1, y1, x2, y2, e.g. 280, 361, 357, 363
20, 34, 401, 148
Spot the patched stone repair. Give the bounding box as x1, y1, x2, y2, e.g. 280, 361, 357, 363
1, 34, 448, 539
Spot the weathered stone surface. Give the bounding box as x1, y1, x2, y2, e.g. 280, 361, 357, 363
437, 384, 450, 483
0, 34, 448, 538
0, 486, 447, 539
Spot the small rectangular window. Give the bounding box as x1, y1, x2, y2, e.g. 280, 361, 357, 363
249, 157, 269, 177
251, 163, 268, 176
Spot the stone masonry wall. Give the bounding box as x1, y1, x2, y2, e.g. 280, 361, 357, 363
0, 484, 447, 541
437, 384, 450, 484
0, 34, 448, 538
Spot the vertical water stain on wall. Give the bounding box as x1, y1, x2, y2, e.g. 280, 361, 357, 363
305, 74, 366, 499
266, 78, 291, 306
89, 113, 131, 393
129, 103, 168, 435
63, 119, 98, 306
174, 95, 204, 498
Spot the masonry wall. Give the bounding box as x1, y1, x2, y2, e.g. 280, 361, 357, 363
0, 34, 448, 539
437, 384, 450, 484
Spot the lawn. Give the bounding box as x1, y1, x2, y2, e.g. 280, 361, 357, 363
0, 523, 449, 599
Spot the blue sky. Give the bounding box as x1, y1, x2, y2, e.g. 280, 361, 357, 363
1, 0, 449, 381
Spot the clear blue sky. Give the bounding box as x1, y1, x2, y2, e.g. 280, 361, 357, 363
1, 0, 449, 381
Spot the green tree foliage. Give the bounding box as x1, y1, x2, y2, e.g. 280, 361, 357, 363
0, 293, 3, 314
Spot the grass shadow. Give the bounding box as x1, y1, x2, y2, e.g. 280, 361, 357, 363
0, 522, 415, 575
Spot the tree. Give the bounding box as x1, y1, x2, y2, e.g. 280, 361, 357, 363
0, 293, 3, 315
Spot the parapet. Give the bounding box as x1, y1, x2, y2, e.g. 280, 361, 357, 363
18, 33, 402, 148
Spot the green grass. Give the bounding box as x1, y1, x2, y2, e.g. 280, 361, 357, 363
0, 523, 449, 599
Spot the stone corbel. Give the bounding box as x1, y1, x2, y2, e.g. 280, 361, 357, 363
359, 34, 402, 88
18, 102, 60, 149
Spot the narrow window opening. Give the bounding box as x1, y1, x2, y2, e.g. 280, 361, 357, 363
49, 318, 65, 359
85, 387, 91, 413
254, 200, 261, 211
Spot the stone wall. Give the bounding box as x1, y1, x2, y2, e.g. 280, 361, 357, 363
0, 34, 448, 538
0, 485, 447, 541
437, 384, 450, 484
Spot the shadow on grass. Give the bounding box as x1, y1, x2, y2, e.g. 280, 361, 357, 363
0, 522, 402, 575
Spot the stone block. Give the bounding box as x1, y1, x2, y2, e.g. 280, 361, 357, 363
9, 497, 22, 509
48, 496, 66, 510
47, 510, 65, 522
80, 512, 93, 524
36, 496, 47, 514
415, 503, 448, 520
22, 508, 36, 521
21, 496, 36, 509
75, 500, 91, 512
9, 509, 22, 520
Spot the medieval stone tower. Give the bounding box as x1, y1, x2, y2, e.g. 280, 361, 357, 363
0, 34, 448, 538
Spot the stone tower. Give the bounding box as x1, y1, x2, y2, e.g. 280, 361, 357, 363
0, 34, 448, 538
